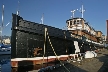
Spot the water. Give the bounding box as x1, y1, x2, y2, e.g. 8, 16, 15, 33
11, 63, 56, 72
0, 55, 11, 72
11, 61, 65, 72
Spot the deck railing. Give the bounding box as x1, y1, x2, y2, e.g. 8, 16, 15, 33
71, 34, 104, 46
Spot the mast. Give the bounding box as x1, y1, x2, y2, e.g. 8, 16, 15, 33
41, 13, 44, 24
71, 10, 76, 18
17, 1, 20, 15
79, 4, 85, 18
1, 4, 4, 43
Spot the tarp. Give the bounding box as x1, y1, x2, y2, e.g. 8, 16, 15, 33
84, 51, 97, 58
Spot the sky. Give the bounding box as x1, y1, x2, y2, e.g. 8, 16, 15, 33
0, 0, 108, 36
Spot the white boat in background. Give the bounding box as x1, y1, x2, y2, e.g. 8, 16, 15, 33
0, 5, 11, 55
0, 48, 11, 55
0, 44, 11, 55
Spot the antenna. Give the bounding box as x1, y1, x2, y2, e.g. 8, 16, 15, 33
17, 1, 20, 15
79, 4, 85, 18
41, 13, 44, 24
71, 10, 76, 18
6, 22, 10, 27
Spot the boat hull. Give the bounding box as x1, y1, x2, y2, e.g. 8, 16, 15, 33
11, 14, 104, 67
0, 48, 11, 55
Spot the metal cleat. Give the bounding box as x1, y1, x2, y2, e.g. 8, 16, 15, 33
77, 58, 81, 61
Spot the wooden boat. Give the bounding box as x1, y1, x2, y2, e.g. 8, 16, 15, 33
11, 5, 105, 67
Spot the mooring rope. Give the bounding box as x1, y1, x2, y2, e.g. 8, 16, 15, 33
47, 31, 70, 72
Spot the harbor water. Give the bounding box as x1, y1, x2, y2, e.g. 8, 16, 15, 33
0, 55, 11, 72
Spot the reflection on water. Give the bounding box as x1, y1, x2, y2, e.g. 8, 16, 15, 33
0, 55, 11, 72
12, 65, 36, 72
11, 61, 60, 72
12, 63, 55, 72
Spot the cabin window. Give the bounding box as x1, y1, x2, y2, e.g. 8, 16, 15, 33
70, 21, 72, 25
77, 20, 79, 24
68, 22, 69, 26
76, 20, 82, 24
77, 20, 79, 22
74, 20, 76, 24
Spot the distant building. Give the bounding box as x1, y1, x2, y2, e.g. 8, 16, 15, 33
3, 38, 10, 44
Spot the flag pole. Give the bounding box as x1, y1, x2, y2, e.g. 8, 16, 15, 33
1, 4, 4, 43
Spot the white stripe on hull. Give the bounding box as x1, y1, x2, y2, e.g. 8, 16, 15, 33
11, 55, 69, 61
